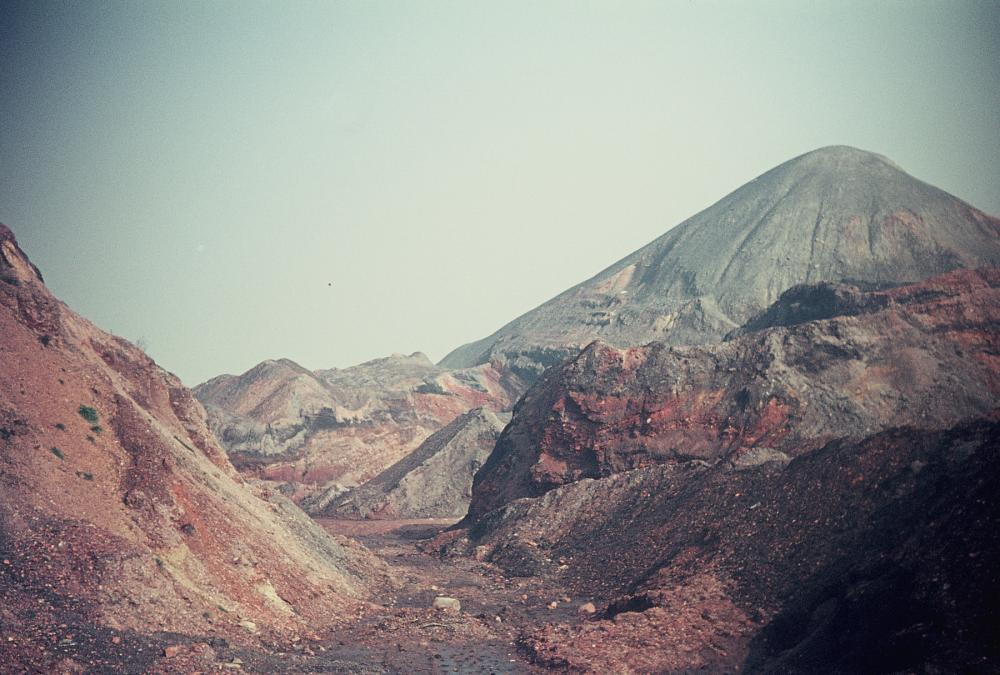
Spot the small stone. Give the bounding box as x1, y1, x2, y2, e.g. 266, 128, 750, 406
239, 620, 258, 633
163, 644, 182, 658
547, 601, 558, 609
578, 602, 597, 615
432, 596, 461, 612
111, 636, 121, 645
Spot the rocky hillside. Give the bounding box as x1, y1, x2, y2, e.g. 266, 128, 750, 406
195, 353, 521, 501
464, 268, 1000, 521
314, 407, 509, 519
441, 146, 1000, 381
435, 267, 1000, 672
0, 224, 390, 670
449, 419, 999, 672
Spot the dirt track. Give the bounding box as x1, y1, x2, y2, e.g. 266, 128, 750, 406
302, 518, 590, 674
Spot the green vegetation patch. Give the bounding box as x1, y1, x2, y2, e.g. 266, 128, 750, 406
78, 405, 99, 423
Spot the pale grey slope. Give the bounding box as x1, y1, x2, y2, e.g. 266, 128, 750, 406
441, 146, 1000, 377
316, 407, 509, 519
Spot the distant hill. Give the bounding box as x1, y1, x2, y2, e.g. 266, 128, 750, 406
441, 146, 1000, 381
194, 352, 521, 502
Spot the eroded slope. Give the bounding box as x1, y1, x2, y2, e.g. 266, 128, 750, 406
0, 224, 390, 670
195, 353, 521, 502
466, 268, 1000, 520
317, 407, 509, 519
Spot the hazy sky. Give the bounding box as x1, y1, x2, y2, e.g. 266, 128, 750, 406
2, 1, 998, 386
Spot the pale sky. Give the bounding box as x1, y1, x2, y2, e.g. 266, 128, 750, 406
2, 1, 998, 385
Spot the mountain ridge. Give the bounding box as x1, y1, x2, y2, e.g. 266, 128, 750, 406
440, 146, 1000, 378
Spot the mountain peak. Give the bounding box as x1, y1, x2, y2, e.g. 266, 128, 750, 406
0, 222, 44, 284
768, 145, 907, 183
441, 148, 1000, 375
793, 144, 898, 165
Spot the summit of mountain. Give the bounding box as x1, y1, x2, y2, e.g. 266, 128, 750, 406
440, 146, 1000, 380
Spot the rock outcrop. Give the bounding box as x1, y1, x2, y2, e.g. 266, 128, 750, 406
195, 353, 521, 501
315, 407, 509, 519
441, 146, 1000, 381
464, 268, 1000, 521
0, 224, 390, 669
439, 267, 1000, 672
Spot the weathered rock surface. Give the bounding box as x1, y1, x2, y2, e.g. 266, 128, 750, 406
465, 268, 1000, 520
441, 146, 1000, 380
313, 407, 509, 519
195, 353, 521, 501
454, 419, 999, 672
0, 224, 390, 669
431, 265, 1000, 672
431, 596, 461, 612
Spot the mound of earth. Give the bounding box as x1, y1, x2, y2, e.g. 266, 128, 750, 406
441, 146, 1000, 381
194, 352, 522, 501
315, 407, 509, 519
465, 268, 1000, 520
447, 419, 999, 672
0, 224, 391, 671
431, 265, 1000, 671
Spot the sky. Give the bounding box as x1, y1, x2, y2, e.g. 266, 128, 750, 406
2, 1, 998, 386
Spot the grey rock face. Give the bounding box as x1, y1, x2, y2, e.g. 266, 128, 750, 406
194, 353, 520, 500
463, 269, 1000, 521
315, 407, 509, 519
441, 146, 1000, 378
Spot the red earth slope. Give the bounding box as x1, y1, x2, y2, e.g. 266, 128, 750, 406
466, 268, 1000, 521
0, 224, 390, 670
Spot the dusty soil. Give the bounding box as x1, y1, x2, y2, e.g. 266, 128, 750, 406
2, 518, 592, 673
301, 518, 596, 674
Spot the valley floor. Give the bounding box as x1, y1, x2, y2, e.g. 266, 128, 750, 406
4, 519, 593, 673
210, 517, 595, 673
306, 518, 585, 674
